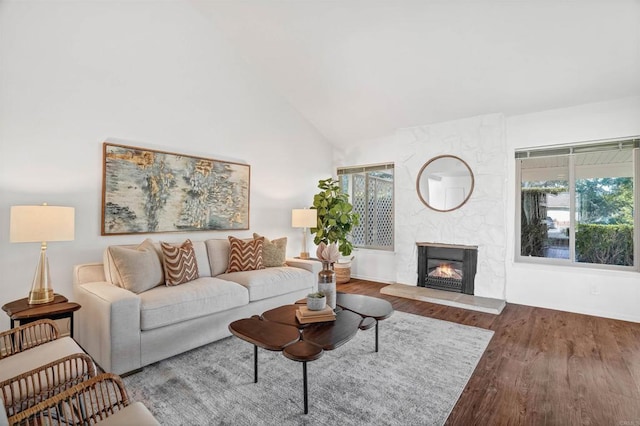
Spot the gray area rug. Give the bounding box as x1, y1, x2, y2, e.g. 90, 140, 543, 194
123, 311, 493, 425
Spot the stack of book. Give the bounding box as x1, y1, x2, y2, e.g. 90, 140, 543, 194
295, 305, 336, 324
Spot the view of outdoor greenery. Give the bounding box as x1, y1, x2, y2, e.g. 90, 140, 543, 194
576, 177, 633, 225
518, 145, 635, 268
575, 177, 633, 266
520, 185, 569, 259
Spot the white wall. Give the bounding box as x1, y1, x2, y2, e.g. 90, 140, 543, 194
1, 4, 637, 329
0, 1, 332, 329
333, 136, 400, 284
335, 114, 508, 299
505, 96, 640, 322
337, 97, 640, 322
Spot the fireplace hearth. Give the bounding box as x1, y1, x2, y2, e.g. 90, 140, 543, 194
417, 242, 477, 295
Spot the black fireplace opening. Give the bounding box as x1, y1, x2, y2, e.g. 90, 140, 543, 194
417, 243, 477, 295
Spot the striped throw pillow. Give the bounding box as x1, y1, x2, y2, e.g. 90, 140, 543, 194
226, 236, 265, 273
161, 239, 199, 286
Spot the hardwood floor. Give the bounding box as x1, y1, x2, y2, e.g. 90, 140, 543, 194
337, 279, 640, 426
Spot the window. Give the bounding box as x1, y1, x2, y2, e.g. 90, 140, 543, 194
338, 163, 394, 251
516, 138, 639, 269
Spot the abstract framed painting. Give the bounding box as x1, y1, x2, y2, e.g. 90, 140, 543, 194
101, 143, 250, 235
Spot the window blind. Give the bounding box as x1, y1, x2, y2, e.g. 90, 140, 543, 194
337, 163, 394, 175
515, 137, 640, 159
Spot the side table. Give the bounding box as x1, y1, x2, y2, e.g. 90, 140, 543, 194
2, 294, 81, 337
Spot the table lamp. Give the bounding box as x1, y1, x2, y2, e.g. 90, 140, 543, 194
291, 208, 318, 259
10, 203, 75, 304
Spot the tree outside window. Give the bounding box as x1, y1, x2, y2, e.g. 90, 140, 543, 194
517, 139, 637, 269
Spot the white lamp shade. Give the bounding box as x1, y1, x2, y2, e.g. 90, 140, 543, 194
10, 205, 75, 243
291, 209, 317, 228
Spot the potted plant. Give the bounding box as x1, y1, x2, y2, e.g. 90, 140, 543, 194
310, 178, 360, 257
306, 291, 326, 311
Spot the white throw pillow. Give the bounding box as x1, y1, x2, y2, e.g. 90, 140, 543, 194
107, 239, 164, 293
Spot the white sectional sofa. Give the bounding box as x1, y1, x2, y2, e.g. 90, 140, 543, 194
73, 238, 319, 375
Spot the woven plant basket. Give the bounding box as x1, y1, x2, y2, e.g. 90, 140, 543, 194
334, 262, 351, 284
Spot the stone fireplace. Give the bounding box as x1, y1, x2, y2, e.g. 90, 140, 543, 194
417, 242, 478, 295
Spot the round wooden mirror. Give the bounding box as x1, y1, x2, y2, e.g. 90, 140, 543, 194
416, 155, 474, 212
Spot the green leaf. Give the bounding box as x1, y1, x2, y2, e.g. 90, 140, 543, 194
309, 176, 359, 255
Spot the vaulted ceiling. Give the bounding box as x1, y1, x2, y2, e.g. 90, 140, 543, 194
193, 1, 640, 147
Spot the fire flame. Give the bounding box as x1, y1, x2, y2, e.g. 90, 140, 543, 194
429, 263, 463, 280
437, 264, 455, 278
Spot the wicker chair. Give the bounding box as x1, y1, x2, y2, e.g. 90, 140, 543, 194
0, 320, 96, 419
9, 373, 158, 425
0, 319, 60, 359
1, 353, 96, 418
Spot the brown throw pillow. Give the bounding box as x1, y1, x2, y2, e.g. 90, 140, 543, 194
253, 233, 287, 267
161, 239, 199, 286
226, 236, 265, 273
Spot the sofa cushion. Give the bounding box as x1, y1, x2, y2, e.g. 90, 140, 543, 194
105, 239, 164, 293
98, 401, 159, 426
0, 402, 7, 426
161, 239, 199, 286
205, 239, 230, 276
138, 277, 249, 330
226, 236, 265, 273
253, 233, 287, 267
218, 266, 314, 302
0, 337, 86, 384
191, 240, 212, 278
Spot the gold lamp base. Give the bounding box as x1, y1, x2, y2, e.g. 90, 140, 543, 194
29, 288, 54, 305
299, 252, 310, 259
28, 242, 55, 304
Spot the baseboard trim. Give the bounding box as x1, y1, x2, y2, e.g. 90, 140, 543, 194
350, 274, 395, 284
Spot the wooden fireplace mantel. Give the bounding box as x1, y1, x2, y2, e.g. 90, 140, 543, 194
416, 242, 478, 250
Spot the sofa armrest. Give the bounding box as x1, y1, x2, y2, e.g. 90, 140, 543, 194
73, 262, 106, 285
74, 282, 141, 375
285, 258, 322, 275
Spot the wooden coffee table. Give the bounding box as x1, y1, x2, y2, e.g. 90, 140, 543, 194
228, 292, 393, 414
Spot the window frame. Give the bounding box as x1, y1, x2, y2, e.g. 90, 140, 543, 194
338, 162, 395, 252
515, 137, 640, 272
